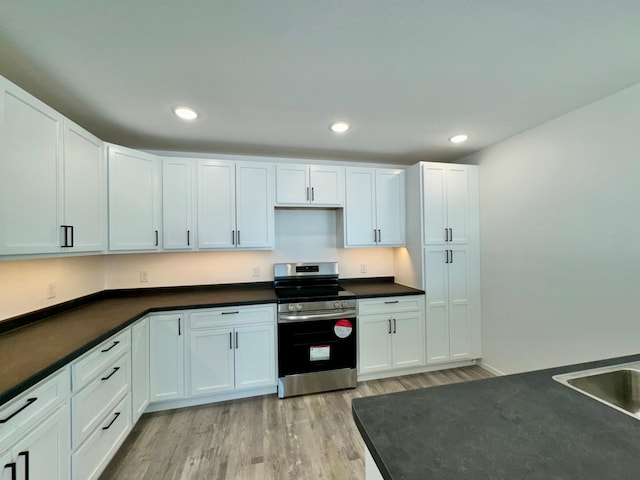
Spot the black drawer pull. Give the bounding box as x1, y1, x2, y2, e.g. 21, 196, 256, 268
102, 411, 121, 430
3, 462, 16, 480
101, 341, 120, 353
222, 311, 239, 315
0, 397, 37, 424
384, 300, 399, 304
18, 451, 29, 480
101, 367, 120, 381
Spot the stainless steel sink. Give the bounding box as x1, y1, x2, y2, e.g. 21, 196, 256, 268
553, 361, 640, 419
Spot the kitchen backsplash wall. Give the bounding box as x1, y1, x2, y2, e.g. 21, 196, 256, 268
1, 209, 394, 321
0, 255, 106, 320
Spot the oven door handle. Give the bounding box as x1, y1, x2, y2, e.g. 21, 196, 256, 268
278, 310, 357, 323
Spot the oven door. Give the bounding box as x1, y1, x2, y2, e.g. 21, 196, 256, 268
278, 316, 356, 377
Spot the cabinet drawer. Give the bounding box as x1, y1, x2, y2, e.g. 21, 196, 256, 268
189, 305, 275, 329
358, 295, 425, 315
72, 394, 131, 480
72, 329, 130, 392
0, 367, 70, 450
71, 352, 130, 449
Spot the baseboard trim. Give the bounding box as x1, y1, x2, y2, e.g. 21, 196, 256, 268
357, 359, 477, 382
477, 360, 506, 376
145, 385, 277, 413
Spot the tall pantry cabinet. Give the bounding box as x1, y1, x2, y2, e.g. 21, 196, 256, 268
396, 162, 481, 364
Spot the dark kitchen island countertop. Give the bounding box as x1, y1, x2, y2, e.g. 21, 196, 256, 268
0, 278, 423, 405
352, 353, 640, 480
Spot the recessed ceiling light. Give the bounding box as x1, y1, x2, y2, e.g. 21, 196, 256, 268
330, 121, 350, 133
449, 134, 469, 144
173, 106, 199, 121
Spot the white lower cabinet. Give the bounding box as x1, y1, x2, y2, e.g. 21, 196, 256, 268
71, 394, 131, 480
149, 313, 185, 402
188, 306, 276, 398
70, 329, 133, 480
131, 317, 150, 423
0, 404, 70, 480
357, 295, 425, 379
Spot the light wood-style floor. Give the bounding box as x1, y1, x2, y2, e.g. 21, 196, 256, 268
101, 366, 492, 480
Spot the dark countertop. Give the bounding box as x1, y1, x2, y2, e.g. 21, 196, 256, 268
352, 354, 640, 480
1, 278, 423, 405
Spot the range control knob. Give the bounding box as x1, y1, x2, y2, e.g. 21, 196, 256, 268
341, 301, 349, 308
334, 301, 341, 309
296, 304, 304, 311
288, 304, 296, 312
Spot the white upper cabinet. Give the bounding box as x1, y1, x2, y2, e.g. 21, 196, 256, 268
0, 77, 106, 256
198, 160, 273, 250
342, 167, 405, 247
62, 120, 106, 253
275, 164, 344, 206
0, 77, 63, 255
108, 144, 161, 251
422, 163, 473, 245
162, 158, 194, 250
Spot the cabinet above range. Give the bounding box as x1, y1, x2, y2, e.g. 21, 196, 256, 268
275, 164, 344, 207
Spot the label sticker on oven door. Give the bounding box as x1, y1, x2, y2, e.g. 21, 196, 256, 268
310, 346, 330, 361
334, 319, 353, 338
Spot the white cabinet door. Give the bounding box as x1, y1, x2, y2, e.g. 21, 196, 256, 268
0, 77, 62, 255
62, 120, 105, 253
424, 246, 473, 363
391, 311, 424, 369
344, 168, 377, 246
108, 145, 161, 251
131, 318, 150, 423
357, 313, 393, 374
234, 323, 276, 390
197, 160, 235, 249
149, 314, 185, 402
162, 158, 194, 250
275, 164, 309, 205
5, 405, 70, 480
309, 165, 344, 205
447, 247, 472, 360
189, 327, 234, 396
422, 163, 471, 245
235, 162, 273, 249
375, 169, 405, 246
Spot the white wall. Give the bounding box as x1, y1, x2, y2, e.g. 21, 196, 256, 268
1, 209, 394, 321
0, 255, 106, 320
465, 82, 640, 375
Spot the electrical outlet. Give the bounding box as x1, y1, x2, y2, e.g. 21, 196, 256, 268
47, 282, 56, 299
360, 264, 367, 274
140, 270, 149, 283
251, 266, 261, 277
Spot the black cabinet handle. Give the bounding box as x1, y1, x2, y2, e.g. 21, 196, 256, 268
388, 319, 392, 334
155, 230, 159, 246
178, 318, 181, 336
393, 318, 397, 334
101, 341, 119, 353
373, 229, 377, 243
384, 300, 399, 304
61, 225, 69, 247
445, 250, 450, 264
222, 311, 239, 315
237, 230, 240, 245
235, 332, 239, 349
0, 397, 37, 424
187, 230, 190, 246
231, 231, 235, 245
449, 228, 453, 242
102, 412, 121, 430
3, 462, 16, 480
449, 249, 453, 264
311, 187, 315, 201
229, 332, 233, 349
377, 229, 381, 243
18, 451, 29, 480
101, 367, 120, 381
69, 226, 74, 248
306, 187, 310, 201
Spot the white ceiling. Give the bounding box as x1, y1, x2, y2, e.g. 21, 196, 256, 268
1, 1, 640, 164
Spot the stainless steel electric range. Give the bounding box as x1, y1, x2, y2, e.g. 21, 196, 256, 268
274, 262, 357, 398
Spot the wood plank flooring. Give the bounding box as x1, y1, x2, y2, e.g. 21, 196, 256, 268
101, 366, 492, 480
